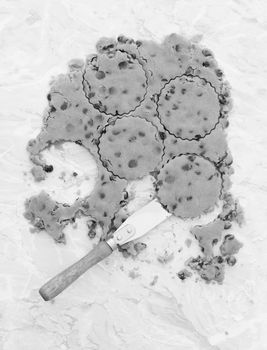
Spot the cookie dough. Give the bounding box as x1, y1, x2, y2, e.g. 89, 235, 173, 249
98, 116, 164, 180
186, 255, 225, 283
156, 154, 222, 218
80, 165, 127, 239
191, 219, 227, 258
83, 50, 147, 115
25, 33, 242, 282
24, 191, 82, 243
157, 76, 220, 140
220, 234, 243, 256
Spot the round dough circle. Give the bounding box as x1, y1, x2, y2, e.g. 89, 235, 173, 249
99, 116, 164, 180
158, 76, 220, 140
156, 154, 222, 218
84, 51, 147, 115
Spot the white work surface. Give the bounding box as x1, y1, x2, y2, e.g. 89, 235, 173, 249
0, 0, 267, 349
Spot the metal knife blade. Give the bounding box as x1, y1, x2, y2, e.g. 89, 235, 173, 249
109, 199, 171, 247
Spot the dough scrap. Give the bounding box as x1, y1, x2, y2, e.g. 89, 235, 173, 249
219, 234, 243, 256
98, 116, 164, 180
191, 219, 228, 258
24, 191, 81, 242
156, 154, 222, 218
186, 255, 225, 283
158, 76, 220, 140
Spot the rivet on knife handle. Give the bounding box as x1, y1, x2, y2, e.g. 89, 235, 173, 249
106, 224, 136, 250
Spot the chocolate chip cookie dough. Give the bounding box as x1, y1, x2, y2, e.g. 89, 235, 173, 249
25, 33, 242, 282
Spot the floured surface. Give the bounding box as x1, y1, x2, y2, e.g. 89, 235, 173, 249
0, 1, 267, 350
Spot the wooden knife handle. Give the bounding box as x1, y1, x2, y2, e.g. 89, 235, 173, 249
39, 241, 113, 301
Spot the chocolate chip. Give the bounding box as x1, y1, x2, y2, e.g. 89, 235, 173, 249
96, 114, 103, 121
165, 175, 175, 184
85, 132, 93, 139
219, 94, 227, 105
202, 49, 213, 57
187, 155, 196, 162
96, 71, 105, 79
202, 61, 210, 67
118, 61, 128, 69
165, 94, 171, 101
181, 163, 192, 171
60, 101, 68, 110
216, 256, 224, 263
226, 256, 236, 266
112, 129, 121, 136
215, 69, 223, 77
224, 222, 232, 230
224, 234, 234, 241
114, 152, 121, 158
43, 165, 53, 173
108, 87, 116, 94
159, 131, 166, 140
128, 159, 138, 168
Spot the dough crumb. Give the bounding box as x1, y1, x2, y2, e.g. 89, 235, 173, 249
31, 165, 46, 182
128, 268, 141, 279
118, 241, 147, 258
186, 255, 225, 283
220, 234, 243, 256
177, 269, 192, 281
24, 191, 81, 242
157, 249, 174, 264
191, 219, 226, 258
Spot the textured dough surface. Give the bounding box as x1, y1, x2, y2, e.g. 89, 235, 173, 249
99, 116, 164, 180
83, 51, 147, 115
156, 154, 222, 218
158, 76, 220, 140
